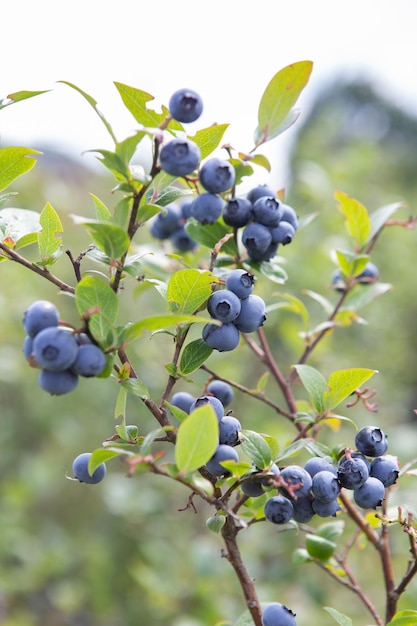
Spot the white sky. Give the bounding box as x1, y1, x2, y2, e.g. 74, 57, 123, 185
2, 0, 417, 189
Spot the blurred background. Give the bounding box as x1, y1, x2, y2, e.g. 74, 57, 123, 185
1, 1, 417, 625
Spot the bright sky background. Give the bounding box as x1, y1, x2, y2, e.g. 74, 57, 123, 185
2, 0, 417, 189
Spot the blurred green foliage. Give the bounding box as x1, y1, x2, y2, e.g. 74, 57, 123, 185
1, 77, 417, 626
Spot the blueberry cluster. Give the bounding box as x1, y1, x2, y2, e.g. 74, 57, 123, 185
23, 300, 107, 395
224, 184, 299, 263
72, 452, 106, 484
150, 200, 197, 252
170, 380, 243, 477
202, 269, 266, 352
241, 425, 398, 526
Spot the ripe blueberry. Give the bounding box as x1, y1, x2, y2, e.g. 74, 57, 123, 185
233, 294, 266, 333
33, 327, 78, 371
23, 300, 60, 338
261, 602, 296, 626
198, 157, 236, 194
190, 192, 224, 224
71, 343, 106, 377
264, 495, 294, 524
38, 368, 79, 395
159, 137, 200, 177
225, 269, 255, 300
223, 197, 252, 228
202, 322, 240, 352
207, 289, 242, 323
353, 476, 385, 509
72, 452, 106, 484
168, 88, 203, 123
206, 444, 239, 476
207, 380, 234, 407
355, 426, 388, 457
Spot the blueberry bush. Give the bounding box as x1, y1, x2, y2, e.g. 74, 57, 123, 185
1, 60, 417, 626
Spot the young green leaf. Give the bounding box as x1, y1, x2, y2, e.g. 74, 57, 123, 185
90, 194, 112, 220
88, 447, 134, 476
167, 269, 216, 314
37, 202, 63, 265
305, 534, 337, 561
292, 364, 328, 414
386, 610, 417, 626
0, 147, 40, 191
175, 405, 219, 475
188, 124, 229, 160
70, 215, 130, 259
0, 89, 50, 110
121, 313, 215, 344
255, 60, 313, 145
368, 201, 404, 243
121, 378, 150, 400
185, 219, 237, 256
323, 368, 377, 411
114, 82, 173, 128
335, 191, 371, 249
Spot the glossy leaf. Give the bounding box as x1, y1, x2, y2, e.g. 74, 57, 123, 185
0, 147, 40, 191
175, 405, 219, 474
37, 202, 63, 265
121, 313, 215, 343
167, 269, 216, 314
256, 60, 313, 144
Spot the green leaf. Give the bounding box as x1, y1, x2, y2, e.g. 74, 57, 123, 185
258, 257, 288, 284
342, 282, 392, 312
306, 534, 337, 561
140, 426, 173, 455
121, 313, 215, 344
185, 218, 237, 256
189, 124, 229, 160
114, 82, 169, 128
292, 548, 313, 566
75, 276, 118, 347
90, 193, 112, 220
368, 201, 404, 243
0, 89, 50, 110
88, 447, 133, 475
37, 202, 63, 265
316, 520, 345, 542
167, 269, 216, 314
175, 405, 219, 474
121, 378, 150, 400
335, 190, 371, 249
386, 610, 417, 626
273, 292, 310, 326
274, 438, 315, 464
0, 146, 40, 191
114, 385, 127, 421
59, 81, 117, 143
323, 607, 353, 626
240, 430, 272, 469
292, 364, 328, 413
180, 338, 213, 375
90, 149, 131, 181
70, 215, 130, 259
249, 153, 271, 171
164, 401, 189, 424
256, 61, 313, 144
0, 207, 41, 245
323, 368, 377, 411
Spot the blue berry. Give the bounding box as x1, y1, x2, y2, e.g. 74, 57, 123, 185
190, 395, 225, 422
190, 192, 224, 224
241, 464, 280, 497
242, 222, 273, 256
38, 368, 79, 395
355, 426, 388, 457
312, 497, 341, 517
23, 300, 60, 338
339, 451, 371, 471
247, 241, 278, 263
198, 157, 236, 194
247, 184, 277, 205
280, 204, 299, 231
270, 221, 296, 245
262, 602, 296, 626
207, 289, 242, 323
223, 197, 252, 228
33, 327, 78, 371
159, 137, 200, 177
304, 457, 337, 477
252, 196, 283, 227
72, 452, 106, 484
369, 455, 399, 487
23, 335, 34, 361
353, 476, 385, 509
337, 457, 369, 489
218, 415, 242, 446
170, 226, 196, 252
206, 444, 239, 476
311, 470, 341, 502
292, 495, 315, 523
150, 203, 182, 239
207, 380, 234, 407
357, 261, 379, 284
168, 88, 203, 123
225, 269, 255, 300
233, 294, 266, 333
264, 495, 294, 524
202, 322, 240, 352
169, 391, 195, 414
71, 343, 106, 377
279, 465, 312, 499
